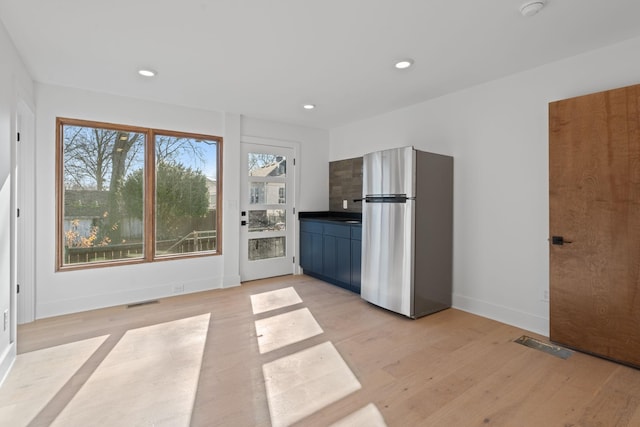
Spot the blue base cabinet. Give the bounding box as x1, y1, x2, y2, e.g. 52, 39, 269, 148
300, 221, 323, 275
300, 219, 361, 294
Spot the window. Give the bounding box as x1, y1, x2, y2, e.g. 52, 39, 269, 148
56, 118, 222, 270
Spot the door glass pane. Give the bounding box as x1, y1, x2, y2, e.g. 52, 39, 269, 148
249, 237, 286, 260
250, 182, 286, 205
154, 135, 218, 256
62, 124, 145, 265
248, 209, 286, 232
248, 153, 286, 177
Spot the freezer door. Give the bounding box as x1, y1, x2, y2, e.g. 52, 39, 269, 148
361, 199, 415, 316
363, 146, 416, 197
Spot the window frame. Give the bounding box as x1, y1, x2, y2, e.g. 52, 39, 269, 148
56, 117, 223, 271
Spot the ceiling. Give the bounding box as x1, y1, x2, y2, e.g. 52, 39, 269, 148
2, 1, 640, 130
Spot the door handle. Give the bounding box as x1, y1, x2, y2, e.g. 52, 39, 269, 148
550, 236, 572, 245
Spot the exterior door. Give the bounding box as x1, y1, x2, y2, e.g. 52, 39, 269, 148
240, 142, 295, 281
549, 84, 640, 367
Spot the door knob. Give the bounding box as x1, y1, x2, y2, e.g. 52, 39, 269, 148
550, 236, 572, 245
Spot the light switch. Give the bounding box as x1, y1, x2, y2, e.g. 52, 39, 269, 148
343, 199, 348, 209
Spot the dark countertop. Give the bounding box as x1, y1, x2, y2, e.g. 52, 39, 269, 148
298, 211, 362, 224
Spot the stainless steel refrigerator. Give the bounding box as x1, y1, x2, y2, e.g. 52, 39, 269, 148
361, 146, 453, 318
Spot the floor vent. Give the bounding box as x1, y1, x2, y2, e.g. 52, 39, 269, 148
126, 300, 159, 309
514, 335, 573, 360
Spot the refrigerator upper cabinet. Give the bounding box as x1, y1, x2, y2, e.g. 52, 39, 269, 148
363, 146, 416, 197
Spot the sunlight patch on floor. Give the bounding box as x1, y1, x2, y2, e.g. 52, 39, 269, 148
50, 314, 210, 427
263, 341, 362, 427
250, 287, 303, 314
330, 403, 387, 426
0, 335, 108, 427
255, 307, 323, 354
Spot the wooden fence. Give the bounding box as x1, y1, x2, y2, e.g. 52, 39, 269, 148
65, 231, 217, 264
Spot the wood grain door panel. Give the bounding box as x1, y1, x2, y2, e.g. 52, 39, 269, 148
549, 84, 640, 367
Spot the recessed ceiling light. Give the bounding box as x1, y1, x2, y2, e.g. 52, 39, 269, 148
520, 1, 545, 17
138, 68, 157, 77
303, 104, 316, 110
395, 59, 414, 70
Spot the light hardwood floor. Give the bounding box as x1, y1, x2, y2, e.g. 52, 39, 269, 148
3, 274, 640, 426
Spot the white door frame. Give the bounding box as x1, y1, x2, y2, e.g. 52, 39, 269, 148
13, 99, 36, 325
239, 136, 300, 281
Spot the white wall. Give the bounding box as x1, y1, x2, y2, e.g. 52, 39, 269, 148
34, 85, 330, 319
0, 21, 35, 384
330, 35, 640, 336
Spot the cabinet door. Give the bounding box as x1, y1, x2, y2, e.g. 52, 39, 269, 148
309, 233, 323, 273
351, 239, 361, 293
300, 231, 312, 270
300, 231, 311, 270
336, 237, 352, 286
322, 235, 337, 280
301, 231, 323, 274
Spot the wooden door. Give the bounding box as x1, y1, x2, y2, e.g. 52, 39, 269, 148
549, 84, 640, 367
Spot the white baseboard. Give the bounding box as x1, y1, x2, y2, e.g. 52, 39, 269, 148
453, 294, 549, 337
0, 342, 16, 388
37, 277, 224, 320
223, 274, 241, 288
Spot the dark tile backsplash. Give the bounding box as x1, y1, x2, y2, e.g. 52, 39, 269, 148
329, 157, 363, 213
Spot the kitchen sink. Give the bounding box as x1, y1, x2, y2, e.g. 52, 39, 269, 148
326, 218, 361, 223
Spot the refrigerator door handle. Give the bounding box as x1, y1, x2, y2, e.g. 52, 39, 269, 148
365, 195, 414, 203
